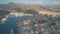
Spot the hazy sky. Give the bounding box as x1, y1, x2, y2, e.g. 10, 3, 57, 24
0, 0, 60, 5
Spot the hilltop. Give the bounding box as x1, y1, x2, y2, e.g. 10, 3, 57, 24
0, 3, 60, 21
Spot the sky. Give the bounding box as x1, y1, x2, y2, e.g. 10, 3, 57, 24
0, 0, 60, 5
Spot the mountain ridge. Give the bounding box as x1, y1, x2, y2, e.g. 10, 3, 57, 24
0, 3, 60, 17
